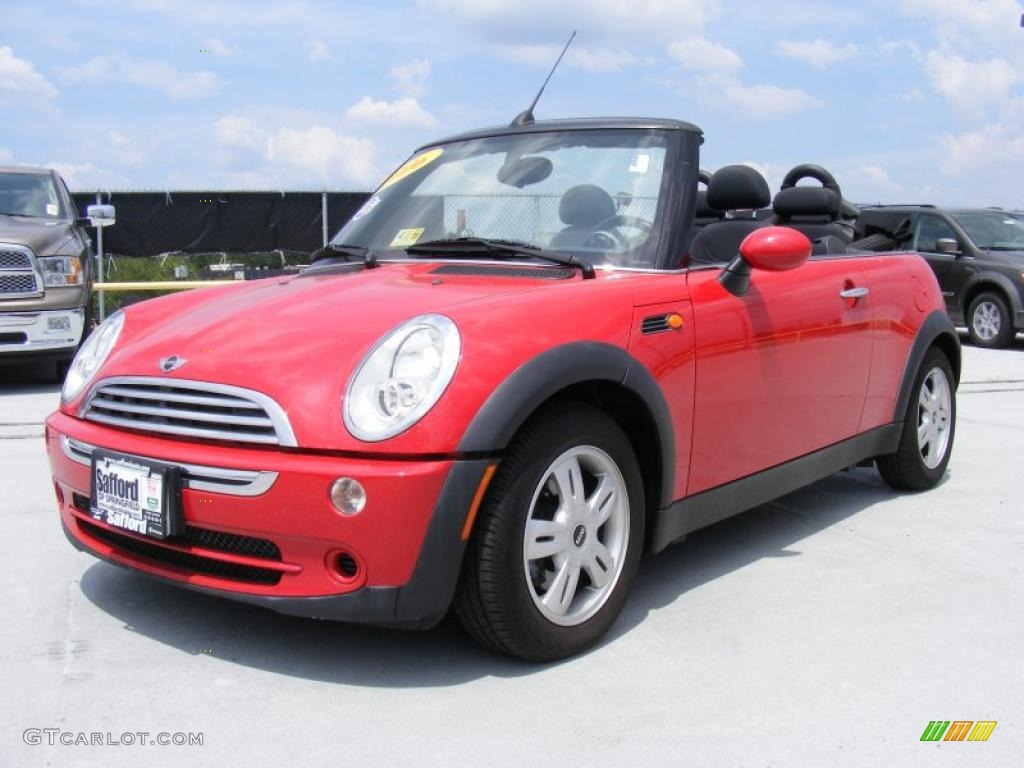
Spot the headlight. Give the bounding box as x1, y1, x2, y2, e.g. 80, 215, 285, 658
344, 314, 460, 441
61, 310, 124, 403
38, 255, 84, 286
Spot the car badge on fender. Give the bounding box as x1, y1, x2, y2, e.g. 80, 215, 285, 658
159, 355, 187, 373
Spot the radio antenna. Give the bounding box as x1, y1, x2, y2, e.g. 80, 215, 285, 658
510, 30, 576, 127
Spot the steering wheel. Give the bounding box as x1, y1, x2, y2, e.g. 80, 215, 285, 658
582, 215, 654, 253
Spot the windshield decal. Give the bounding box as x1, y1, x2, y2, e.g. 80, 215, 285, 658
350, 195, 381, 222
380, 148, 444, 190
390, 227, 425, 248
628, 153, 650, 174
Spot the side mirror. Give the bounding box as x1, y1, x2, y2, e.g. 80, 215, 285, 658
719, 226, 812, 297
935, 237, 960, 255
85, 204, 116, 227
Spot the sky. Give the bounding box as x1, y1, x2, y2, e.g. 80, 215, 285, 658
1, 0, 1022, 206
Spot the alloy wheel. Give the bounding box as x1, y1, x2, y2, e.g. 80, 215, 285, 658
917, 367, 952, 469
522, 446, 630, 627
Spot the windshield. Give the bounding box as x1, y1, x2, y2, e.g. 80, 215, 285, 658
0, 172, 64, 219
332, 129, 671, 269
952, 211, 1024, 251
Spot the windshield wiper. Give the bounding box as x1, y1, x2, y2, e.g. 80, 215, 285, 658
0, 211, 38, 218
309, 243, 378, 269
405, 237, 595, 279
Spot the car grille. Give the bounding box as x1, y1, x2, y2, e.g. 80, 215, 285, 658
0, 273, 39, 295
78, 518, 284, 585
81, 377, 297, 446
0, 250, 33, 269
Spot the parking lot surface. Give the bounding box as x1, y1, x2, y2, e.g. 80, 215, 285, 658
1, 342, 1022, 767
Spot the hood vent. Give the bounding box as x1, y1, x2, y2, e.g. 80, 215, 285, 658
431, 264, 573, 279
641, 315, 672, 335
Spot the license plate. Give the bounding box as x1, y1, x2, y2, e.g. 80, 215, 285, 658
90, 451, 183, 539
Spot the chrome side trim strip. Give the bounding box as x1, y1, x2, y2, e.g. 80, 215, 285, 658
60, 435, 279, 497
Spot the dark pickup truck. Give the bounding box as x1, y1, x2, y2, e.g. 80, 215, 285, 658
0, 166, 114, 374
856, 205, 1024, 348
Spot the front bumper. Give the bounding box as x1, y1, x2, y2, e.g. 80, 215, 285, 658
46, 411, 491, 628
0, 308, 85, 360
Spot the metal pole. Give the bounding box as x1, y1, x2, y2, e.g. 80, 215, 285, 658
95, 191, 106, 322
321, 191, 329, 247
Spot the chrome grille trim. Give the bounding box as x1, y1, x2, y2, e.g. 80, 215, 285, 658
0, 243, 42, 299
80, 376, 297, 447
60, 435, 279, 497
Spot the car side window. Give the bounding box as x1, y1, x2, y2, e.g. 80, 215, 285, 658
913, 214, 958, 253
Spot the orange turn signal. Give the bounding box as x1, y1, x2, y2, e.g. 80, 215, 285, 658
667, 313, 684, 330
461, 463, 498, 540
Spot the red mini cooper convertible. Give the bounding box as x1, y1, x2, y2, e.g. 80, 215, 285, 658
46, 118, 959, 661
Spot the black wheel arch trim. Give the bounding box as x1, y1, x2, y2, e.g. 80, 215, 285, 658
457, 341, 676, 510
963, 272, 1023, 321
893, 310, 961, 423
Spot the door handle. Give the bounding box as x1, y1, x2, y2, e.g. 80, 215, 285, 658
840, 286, 869, 299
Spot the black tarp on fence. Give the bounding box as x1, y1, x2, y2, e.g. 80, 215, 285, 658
71, 191, 371, 257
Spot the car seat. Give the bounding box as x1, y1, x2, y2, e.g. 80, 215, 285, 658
694, 169, 725, 230
550, 184, 617, 250
772, 164, 854, 243
687, 165, 771, 267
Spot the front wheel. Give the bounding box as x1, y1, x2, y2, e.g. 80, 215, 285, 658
967, 291, 1014, 349
454, 403, 644, 661
876, 348, 956, 490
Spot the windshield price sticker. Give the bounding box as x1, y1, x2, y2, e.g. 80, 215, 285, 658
390, 227, 425, 248
92, 455, 170, 538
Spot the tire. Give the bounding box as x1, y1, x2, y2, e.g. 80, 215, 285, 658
967, 291, 1014, 349
876, 348, 956, 491
454, 402, 645, 661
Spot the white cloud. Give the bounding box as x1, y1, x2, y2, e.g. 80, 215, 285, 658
666, 38, 743, 74
45, 161, 129, 190
59, 56, 219, 99
924, 51, 1020, 112
0, 46, 58, 105
0, 147, 12, 163
713, 77, 822, 118
497, 44, 638, 73
390, 59, 431, 97
203, 37, 237, 56
344, 96, 438, 128
776, 39, 857, 68
307, 40, 332, 62
939, 123, 1024, 177
214, 114, 378, 187
107, 129, 151, 167
215, 114, 267, 152
417, 0, 717, 43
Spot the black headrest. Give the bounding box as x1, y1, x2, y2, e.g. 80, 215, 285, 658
773, 186, 841, 220
706, 165, 771, 211
695, 190, 724, 220
559, 185, 616, 227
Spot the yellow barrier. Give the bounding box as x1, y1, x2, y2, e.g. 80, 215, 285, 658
93, 281, 237, 291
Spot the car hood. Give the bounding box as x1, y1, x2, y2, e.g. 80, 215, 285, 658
982, 248, 1024, 264
77, 261, 636, 452
0, 215, 76, 255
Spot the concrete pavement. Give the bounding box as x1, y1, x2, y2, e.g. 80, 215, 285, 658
1, 339, 1021, 767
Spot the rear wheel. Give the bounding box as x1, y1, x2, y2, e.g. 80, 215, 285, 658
967, 291, 1014, 349
454, 403, 644, 661
876, 348, 956, 490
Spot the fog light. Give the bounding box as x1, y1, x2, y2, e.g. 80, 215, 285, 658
329, 477, 366, 516
47, 315, 71, 332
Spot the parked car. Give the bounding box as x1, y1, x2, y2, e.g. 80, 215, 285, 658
0, 166, 114, 375
45, 118, 959, 661
855, 205, 1024, 348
